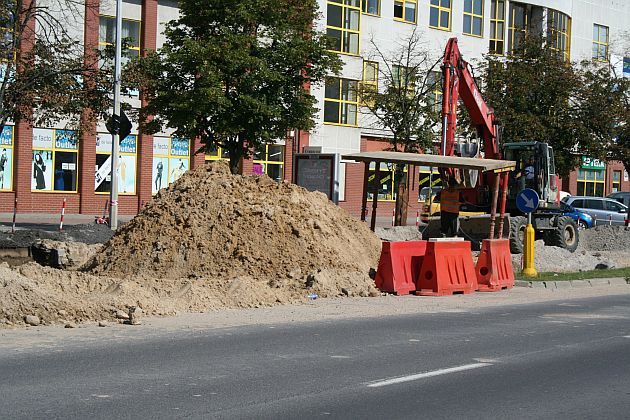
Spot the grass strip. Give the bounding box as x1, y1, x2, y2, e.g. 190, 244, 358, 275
515, 267, 630, 282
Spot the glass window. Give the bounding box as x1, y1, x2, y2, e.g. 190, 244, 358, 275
0, 11, 15, 62
489, 0, 505, 54
547, 9, 571, 61
577, 168, 605, 197
426, 71, 443, 112
585, 199, 603, 210
0, 125, 14, 191
95, 134, 138, 195
324, 77, 359, 126
394, 1, 417, 23
463, 0, 484, 37
253, 144, 285, 182
571, 199, 584, 208
99, 16, 141, 63
508, 2, 528, 54
152, 137, 190, 194
326, 1, 361, 55
612, 170, 621, 192
362, 0, 380, 15
31, 129, 79, 192
605, 200, 622, 212
360, 61, 378, 107
592, 24, 609, 62
429, 0, 451, 30
367, 162, 407, 202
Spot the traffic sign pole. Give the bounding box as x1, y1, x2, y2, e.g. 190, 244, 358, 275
109, 0, 123, 231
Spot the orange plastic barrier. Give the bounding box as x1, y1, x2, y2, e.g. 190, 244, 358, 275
475, 239, 514, 292
374, 241, 427, 295
416, 240, 478, 296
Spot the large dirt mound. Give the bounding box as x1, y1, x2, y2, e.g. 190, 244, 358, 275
87, 161, 381, 289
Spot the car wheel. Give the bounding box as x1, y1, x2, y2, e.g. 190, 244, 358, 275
577, 220, 587, 230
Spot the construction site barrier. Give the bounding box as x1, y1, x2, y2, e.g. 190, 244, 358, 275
374, 241, 427, 295
475, 239, 514, 292
416, 239, 478, 296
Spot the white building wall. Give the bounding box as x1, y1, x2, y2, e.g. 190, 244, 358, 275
314, 0, 630, 154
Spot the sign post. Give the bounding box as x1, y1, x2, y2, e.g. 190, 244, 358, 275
516, 188, 540, 277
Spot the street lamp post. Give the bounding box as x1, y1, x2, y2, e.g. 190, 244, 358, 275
109, 0, 123, 230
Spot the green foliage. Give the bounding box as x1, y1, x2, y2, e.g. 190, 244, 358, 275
480, 35, 584, 175
130, 0, 341, 174
0, 0, 114, 136
479, 35, 630, 176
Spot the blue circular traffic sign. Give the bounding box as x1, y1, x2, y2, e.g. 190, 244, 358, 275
516, 188, 540, 214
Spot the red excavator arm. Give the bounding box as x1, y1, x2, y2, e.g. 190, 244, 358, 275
441, 37, 500, 160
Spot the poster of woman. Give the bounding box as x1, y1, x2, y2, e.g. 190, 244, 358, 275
152, 157, 169, 194
169, 158, 187, 184
0, 148, 12, 190
32, 150, 53, 191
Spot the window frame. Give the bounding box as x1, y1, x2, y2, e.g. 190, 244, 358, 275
31, 128, 80, 193
612, 170, 621, 193
360, 60, 379, 107
429, 0, 452, 31
323, 77, 359, 127
253, 144, 285, 182
326, 0, 361, 56
592, 23, 609, 62
463, 0, 484, 38
98, 15, 141, 60
489, 0, 506, 55
95, 134, 138, 195
367, 162, 408, 202
508, 2, 528, 54
362, 0, 381, 16
0, 125, 14, 192
577, 169, 605, 197
547, 9, 571, 61
394, 0, 418, 24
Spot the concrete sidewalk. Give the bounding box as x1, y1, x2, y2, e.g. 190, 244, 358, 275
0, 212, 134, 232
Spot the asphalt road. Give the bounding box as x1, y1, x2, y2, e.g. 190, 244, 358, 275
2, 295, 630, 419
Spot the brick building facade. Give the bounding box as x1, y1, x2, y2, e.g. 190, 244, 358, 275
1, 0, 628, 218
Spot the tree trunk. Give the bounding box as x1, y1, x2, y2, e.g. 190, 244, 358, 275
228, 154, 241, 175
393, 163, 409, 226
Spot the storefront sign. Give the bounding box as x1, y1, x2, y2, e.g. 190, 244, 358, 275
32, 128, 54, 149
581, 156, 605, 170
153, 137, 169, 155
96, 134, 137, 154
55, 130, 78, 150
170, 137, 189, 156
0, 126, 12, 145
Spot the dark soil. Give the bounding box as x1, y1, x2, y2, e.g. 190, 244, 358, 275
0, 224, 114, 248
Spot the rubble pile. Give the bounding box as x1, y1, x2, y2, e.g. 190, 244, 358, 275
87, 162, 381, 287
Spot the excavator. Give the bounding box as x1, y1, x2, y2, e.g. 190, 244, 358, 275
437, 37, 578, 253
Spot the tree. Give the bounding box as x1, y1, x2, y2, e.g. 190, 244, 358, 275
575, 61, 630, 173
479, 35, 587, 176
131, 0, 341, 174
0, 0, 113, 136
360, 28, 440, 225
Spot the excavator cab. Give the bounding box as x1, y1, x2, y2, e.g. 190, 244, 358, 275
502, 141, 559, 212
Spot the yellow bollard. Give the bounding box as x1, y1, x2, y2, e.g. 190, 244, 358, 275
522, 221, 538, 277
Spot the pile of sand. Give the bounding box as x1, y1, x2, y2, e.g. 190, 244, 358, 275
87, 162, 381, 284
1, 162, 383, 327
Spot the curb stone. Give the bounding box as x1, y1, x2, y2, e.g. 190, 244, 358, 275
570, 280, 590, 287
514, 277, 629, 288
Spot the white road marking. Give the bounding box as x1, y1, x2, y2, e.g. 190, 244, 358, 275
367, 363, 492, 388
623, 335, 630, 338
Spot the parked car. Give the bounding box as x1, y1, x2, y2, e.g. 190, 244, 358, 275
608, 192, 630, 226
562, 196, 628, 226
607, 191, 630, 207
559, 201, 593, 229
